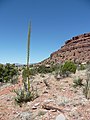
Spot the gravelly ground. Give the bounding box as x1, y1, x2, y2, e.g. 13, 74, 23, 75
0, 71, 90, 120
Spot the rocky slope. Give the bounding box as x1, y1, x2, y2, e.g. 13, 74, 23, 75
41, 32, 90, 65
0, 71, 90, 120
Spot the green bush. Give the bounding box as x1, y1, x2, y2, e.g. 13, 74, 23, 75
22, 67, 37, 78
29, 67, 37, 76
0, 64, 4, 82
37, 65, 52, 74
0, 63, 18, 83
61, 61, 77, 76
37, 65, 46, 73
22, 64, 64, 76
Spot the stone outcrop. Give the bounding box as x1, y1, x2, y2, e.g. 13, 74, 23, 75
49, 32, 90, 64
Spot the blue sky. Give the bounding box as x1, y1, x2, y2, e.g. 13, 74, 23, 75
0, 0, 90, 64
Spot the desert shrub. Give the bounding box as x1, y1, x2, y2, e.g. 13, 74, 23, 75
40, 74, 45, 78
54, 64, 63, 79
4, 76, 10, 82
22, 68, 29, 79
38, 111, 46, 116
61, 61, 77, 77
0, 64, 4, 82
14, 87, 39, 106
37, 65, 47, 73
28, 64, 63, 75
83, 83, 90, 99
73, 77, 83, 87
78, 64, 86, 70
29, 67, 37, 76
0, 63, 18, 83
29, 64, 33, 68
22, 67, 37, 78
11, 75, 18, 84
14, 89, 34, 106
83, 65, 90, 99
4, 64, 18, 83
51, 64, 61, 72
37, 65, 52, 74
86, 63, 90, 69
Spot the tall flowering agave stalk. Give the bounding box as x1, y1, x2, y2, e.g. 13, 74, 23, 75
26, 22, 31, 91
15, 22, 34, 105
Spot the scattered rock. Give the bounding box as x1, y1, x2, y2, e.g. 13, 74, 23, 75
7, 98, 11, 101
56, 113, 66, 120
27, 101, 32, 106
56, 74, 61, 80
38, 110, 47, 116
34, 102, 40, 107
56, 96, 70, 106
43, 90, 48, 94
32, 102, 40, 110
32, 106, 37, 110
15, 112, 32, 120
69, 107, 81, 119
44, 99, 55, 104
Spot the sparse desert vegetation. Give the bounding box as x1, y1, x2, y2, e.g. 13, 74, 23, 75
0, 61, 90, 120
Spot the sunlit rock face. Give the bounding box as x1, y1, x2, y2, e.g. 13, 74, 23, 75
50, 32, 90, 64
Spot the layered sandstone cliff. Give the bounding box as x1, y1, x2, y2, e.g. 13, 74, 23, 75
38, 32, 90, 65
49, 32, 90, 64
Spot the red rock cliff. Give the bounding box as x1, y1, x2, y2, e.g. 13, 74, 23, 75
50, 32, 90, 64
